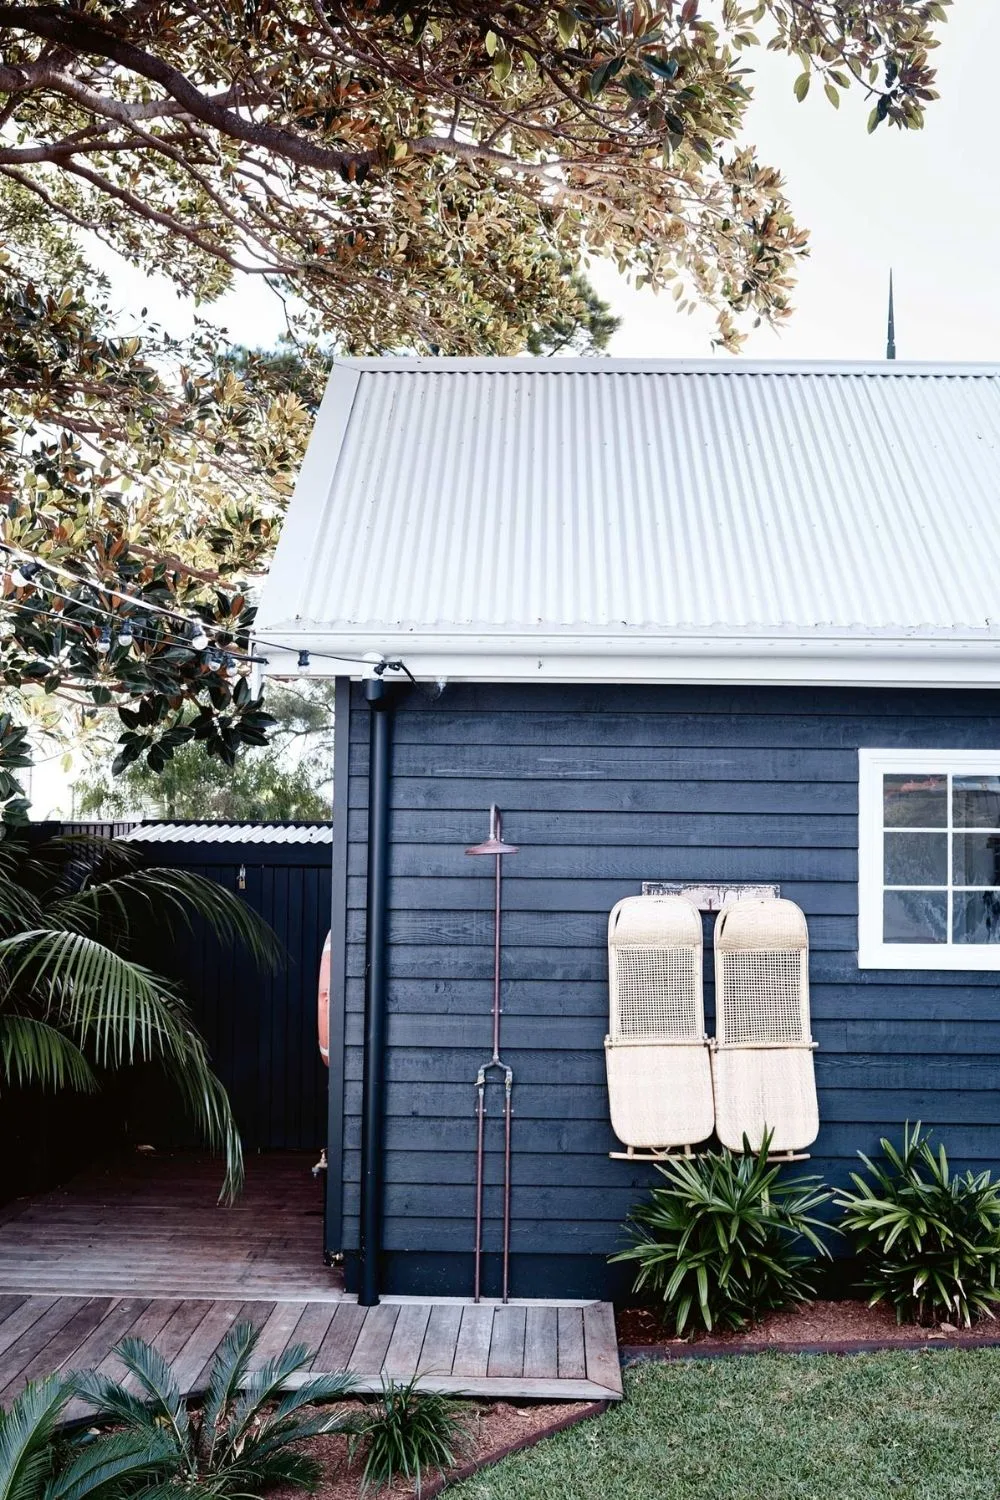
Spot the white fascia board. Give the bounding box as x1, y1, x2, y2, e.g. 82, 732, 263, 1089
258, 631, 1000, 685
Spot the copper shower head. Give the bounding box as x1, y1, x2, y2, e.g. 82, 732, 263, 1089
465, 804, 518, 857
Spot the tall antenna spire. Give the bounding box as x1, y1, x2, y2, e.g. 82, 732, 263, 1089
886, 269, 896, 360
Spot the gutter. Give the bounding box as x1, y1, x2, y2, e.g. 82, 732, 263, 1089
358, 675, 394, 1307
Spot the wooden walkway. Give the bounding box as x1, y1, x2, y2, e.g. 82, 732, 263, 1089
0, 1295, 622, 1412
0, 1155, 622, 1405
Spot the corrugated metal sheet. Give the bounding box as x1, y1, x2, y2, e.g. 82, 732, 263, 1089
257, 358, 1000, 684
120, 822, 332, 845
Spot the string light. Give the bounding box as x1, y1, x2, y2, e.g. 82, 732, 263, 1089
95, 626, 111, 655
2, 541, 413, 675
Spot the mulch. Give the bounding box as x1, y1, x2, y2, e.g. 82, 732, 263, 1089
617, 1297, 1000, 1358
269, 1397, 605, 1500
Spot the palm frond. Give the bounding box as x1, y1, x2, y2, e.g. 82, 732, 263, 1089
0, 875, 44, 938
0, 930, 242, 1197
0, 1016, 96, 1095
51, 869, 281, 972
103, 1339, 190, 1459
198, 1321, 260, 1467
43, 1428, 177, 1500
0, 1376, 71, 1500
220, 1344, 316, 1458
267, 1371, 358, 1424
69, 1377, 165, 1437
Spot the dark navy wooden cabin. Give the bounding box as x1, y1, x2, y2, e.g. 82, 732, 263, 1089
257, 357, 1000, 1302
327, 679, 1000, 1299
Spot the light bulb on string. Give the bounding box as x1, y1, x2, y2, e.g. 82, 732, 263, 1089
297, 649, 311, 672
95, 626, 112, 655
117, 620, 135, 649
189, 618, 209, 651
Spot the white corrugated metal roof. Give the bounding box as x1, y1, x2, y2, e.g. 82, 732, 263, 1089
120, 822, 332, 845
257, 358, 1000, 687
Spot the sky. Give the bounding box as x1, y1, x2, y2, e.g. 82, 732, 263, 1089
92, 0, 998, 365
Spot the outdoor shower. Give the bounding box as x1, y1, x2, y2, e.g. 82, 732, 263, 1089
465, 804, 518, 1303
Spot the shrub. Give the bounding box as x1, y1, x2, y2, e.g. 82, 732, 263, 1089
610, 1134, 832, 1335
351, 1373, 471, 1495
73, 1319, 357, 1496
836, 1123, 1000, 1327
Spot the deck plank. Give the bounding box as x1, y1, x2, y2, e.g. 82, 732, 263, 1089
557, 1307, 586, 1380
382, 1303, 432, 1380
172, 1300, 244, 1395
0, 1298, 110, 1403
451, 1305, 494, 1379
583, 1302, 623, 1396
314, 1303, 366, 1371
523, 1306, 559, 1379
0, 1295, 56, 1360
291, 1302, 339, 1368
347, 1305, 399, 1374
487, 1306, 526, 1379
57, 1298, 150, 1378
415, 1304, 463, 1379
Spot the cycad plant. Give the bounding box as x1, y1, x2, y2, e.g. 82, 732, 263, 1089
73, 1320, 358, 1495
611, 1133, 832, 1335
0, 1373, 178, 1500
836, 1123, 1000, 1326
0, 833, 280, 1198
0, 1322, 358, 1500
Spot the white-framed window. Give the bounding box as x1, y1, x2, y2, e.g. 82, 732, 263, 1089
859, 749, 1000, 970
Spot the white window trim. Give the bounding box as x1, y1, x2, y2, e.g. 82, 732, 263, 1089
859, 748, 1000, 971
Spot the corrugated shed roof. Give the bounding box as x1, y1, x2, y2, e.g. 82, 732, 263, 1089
257, 358, 1000, 686
120, 822, 332, 845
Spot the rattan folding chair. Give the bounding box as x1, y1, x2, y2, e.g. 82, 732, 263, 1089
711, 898, 819, 1156
605, 895, 714, 1155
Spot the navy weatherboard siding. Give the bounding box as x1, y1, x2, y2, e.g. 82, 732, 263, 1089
334, 682, 1000, 1299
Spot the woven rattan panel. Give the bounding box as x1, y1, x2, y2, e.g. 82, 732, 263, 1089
613, 946, 700, 1040
717, 950, 808, 1045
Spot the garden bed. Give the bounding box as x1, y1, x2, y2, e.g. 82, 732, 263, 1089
617, 1297, 1000, 1357
270, 1398, 604, 1499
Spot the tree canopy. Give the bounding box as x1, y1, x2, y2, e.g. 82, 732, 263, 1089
0, 2, 945, 352
0, 1, 947, 810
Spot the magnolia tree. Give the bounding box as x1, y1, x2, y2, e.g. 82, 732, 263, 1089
0, 0, 947, 816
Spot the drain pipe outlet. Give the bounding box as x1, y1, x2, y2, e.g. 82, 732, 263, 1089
359, 675, 394, 1307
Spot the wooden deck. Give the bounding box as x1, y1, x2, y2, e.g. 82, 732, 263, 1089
0, 1154, 622, 1405
0, 1152, 342, 1299
0, 1295, 622, 1413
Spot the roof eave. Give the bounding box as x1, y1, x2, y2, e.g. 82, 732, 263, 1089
256, 629, 1000, 688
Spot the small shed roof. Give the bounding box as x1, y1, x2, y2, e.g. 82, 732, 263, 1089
120, 821, 332, 845
256, 358, 1000, 687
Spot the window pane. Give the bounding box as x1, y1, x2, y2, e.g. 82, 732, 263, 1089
953, 890, 1000, 944
883, 774, 947, 828
884, 831, 948, 886
953, 832, 1000, 886
884, 890, 948, 944
953, 776, 1000, 829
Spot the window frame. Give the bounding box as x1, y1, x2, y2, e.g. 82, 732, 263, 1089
858, 748, 1000, 971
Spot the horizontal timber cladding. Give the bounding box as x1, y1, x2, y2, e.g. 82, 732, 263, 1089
134, 843, 331, 1153
340, 681, 1000, 1298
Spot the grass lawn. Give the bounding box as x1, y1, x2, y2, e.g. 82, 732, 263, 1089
448, 1350, 1000, 1500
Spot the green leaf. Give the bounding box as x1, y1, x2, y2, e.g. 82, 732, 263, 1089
794, 71, 810, 102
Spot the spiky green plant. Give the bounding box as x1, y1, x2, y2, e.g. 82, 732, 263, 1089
73, 1320, 357, 1495
351, 1373, 470, 1497
610, 1133, 832, 1335
0, 1374, 177, 1500
0, 833, 281, 1198
836, 1123, 1000, 1327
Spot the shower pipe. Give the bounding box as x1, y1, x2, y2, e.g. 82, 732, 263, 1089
465, 804, 518, 1303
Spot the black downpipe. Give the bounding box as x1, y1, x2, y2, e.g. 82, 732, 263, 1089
359, 677, 393, 1306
